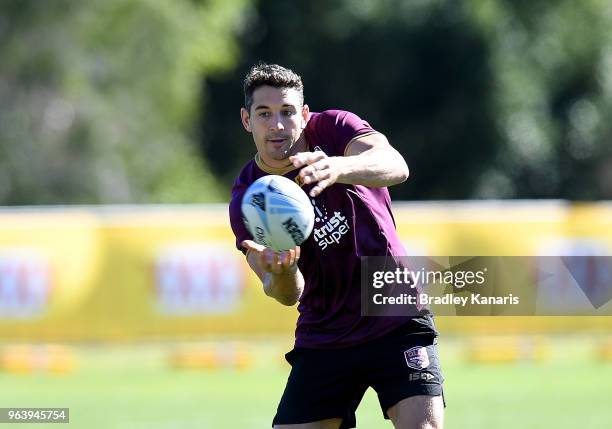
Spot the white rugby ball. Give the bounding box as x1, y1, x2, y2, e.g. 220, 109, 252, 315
241, 175, 315, 251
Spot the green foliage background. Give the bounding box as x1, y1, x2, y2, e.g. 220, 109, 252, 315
1, 0, 611, 203
202, 0, 612, 200
0, 0, 247, 204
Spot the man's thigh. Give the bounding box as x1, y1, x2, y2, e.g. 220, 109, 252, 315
367, 333, 444, 420
273, 347, 367, 428
387, 395, 444, 429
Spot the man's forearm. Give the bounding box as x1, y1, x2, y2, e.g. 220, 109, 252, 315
335, 147, 409, 188
263, 268, 304, 306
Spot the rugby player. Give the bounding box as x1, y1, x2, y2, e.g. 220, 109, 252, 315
229, 62, 444, 429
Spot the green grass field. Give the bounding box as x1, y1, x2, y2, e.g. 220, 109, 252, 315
1, 336, 610, 428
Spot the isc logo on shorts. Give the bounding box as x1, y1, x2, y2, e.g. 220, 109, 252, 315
404, 346, 430, 370
409, 372, 434, 381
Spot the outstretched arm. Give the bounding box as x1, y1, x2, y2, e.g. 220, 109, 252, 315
242, 240, 303, 306
289, 132, 409, 197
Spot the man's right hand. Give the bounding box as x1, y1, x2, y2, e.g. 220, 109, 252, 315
241, 240, 300, 276
241, 240, 303, 306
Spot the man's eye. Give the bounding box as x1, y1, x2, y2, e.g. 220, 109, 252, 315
259, 111, 271, 117
282, 110, 295, 116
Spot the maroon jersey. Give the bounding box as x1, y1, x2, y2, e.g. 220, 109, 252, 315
229, 110, 435, 348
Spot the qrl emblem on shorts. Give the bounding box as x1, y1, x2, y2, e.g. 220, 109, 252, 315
404, 346, 430, 370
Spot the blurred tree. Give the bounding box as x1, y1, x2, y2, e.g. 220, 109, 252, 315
200, 0, 498, 200
0, 0, 248, 204
468, 0, 612, 199
200, 0, 612, 200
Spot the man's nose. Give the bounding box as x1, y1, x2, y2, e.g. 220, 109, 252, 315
270, 114, 285, 131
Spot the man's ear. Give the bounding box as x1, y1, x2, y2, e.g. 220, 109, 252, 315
240, 107, 252, 132
301, 104, 310, 128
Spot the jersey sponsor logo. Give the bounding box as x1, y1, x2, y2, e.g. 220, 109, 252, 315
282, 217, 305, 245
312, 203, 351, 251
404, 346, 430, 370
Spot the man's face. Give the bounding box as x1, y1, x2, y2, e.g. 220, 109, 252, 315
241, 86, 309, 168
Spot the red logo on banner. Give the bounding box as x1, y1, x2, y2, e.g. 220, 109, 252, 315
154, 244, 245, 315
0, 250, 51, 319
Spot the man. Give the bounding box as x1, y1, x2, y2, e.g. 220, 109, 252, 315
229, 63, 444, 429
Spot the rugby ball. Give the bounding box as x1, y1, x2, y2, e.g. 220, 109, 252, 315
241, 175, 315, 251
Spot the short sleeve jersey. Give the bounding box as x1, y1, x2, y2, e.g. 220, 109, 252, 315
229, 110, 435, 348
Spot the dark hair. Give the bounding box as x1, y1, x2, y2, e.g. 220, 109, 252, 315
243, 62, 304, 112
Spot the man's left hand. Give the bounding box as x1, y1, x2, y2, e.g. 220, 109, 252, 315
290, 152, 344, 197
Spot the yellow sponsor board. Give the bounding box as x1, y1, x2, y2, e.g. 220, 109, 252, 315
0, 206, 297, 340
393, 201, 612, 334
0, 210, 102, 339
0, 202, 610, 341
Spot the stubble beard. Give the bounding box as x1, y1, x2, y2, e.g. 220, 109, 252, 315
268, 143, 292, 160
267, 135, 304, 161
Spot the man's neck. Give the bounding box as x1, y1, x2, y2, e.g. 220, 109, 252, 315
259, 156, 293, 170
